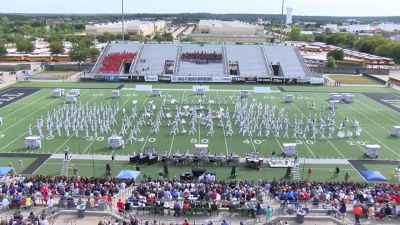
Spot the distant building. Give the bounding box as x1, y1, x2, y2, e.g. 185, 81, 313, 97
320, 24, 338, 32
46, 19, 64, 26
85, 20, 166, 36
286, 8, 293, 25
189, 33, 274, 44
198, 20, 264, 35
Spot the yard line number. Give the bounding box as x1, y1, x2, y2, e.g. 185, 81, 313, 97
346, 140, 368, 146
191, 138, 209, 144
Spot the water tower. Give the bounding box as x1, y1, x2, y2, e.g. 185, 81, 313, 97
286, 7, 293, 25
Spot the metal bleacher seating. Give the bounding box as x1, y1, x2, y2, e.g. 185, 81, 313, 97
136, 44, 179, 76
178, 44, 224, 76
264, 45, 311, 78
225, 44, 272, 77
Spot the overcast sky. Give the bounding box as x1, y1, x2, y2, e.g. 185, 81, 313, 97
1, 0, 398, 17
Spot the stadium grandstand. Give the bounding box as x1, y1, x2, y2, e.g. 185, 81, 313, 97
86, 42, 317, 84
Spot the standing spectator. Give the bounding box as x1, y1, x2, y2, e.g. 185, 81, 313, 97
344, 172, 350, 183
18, 159, 23, 167
353, 205, 362, 224
307, 167, 312, 179
334, 166, 340, 178
111, 154, 115, 164
265, 205, 273, 221
255, 203, 262, 222
124, 200, 131, 212
64, 147, 69, 161
173, 200, 181, 217
338, 202, 346, 219
117, 199, 124, 213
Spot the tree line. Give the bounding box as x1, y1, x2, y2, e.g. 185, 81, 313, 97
287, 27, 400, 62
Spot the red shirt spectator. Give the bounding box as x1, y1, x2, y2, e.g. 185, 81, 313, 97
117, 199, 124, 213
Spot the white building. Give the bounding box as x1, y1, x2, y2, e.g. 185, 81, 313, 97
378, 23, 400, 32
86, 20, 166, 36
198, 20, 264, 35
286, 8, 293, 25
344, 24, 371, 32
321, 24, 338, 32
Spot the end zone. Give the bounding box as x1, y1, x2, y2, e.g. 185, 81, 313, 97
0, 88, 41, 108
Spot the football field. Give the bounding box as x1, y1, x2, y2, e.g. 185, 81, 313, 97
0, 82, 399, 180
0, 82, 399, 160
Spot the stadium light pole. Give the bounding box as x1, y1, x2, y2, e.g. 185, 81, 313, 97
280, 0, 285, 42
122, 0, 125, 41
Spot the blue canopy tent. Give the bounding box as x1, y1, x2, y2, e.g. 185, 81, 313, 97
360, 171, 387, 182
0, 167, 15, 176
116, 170, 140, 180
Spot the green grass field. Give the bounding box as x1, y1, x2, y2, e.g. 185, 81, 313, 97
31, 71, 78, 80
0, 82, 399, 181
329, 75, 381, 85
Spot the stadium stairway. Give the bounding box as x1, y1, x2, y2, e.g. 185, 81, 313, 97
292, 165, 300, 181
130, 43, 144, 73
91, 43, 111, 73
60, 159, 71, 176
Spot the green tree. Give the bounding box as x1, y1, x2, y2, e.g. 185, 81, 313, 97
49, 41, 64, 55
18, 24, 34, 36
1, 16, 10, 24
325, 56, 337, 68
299, 34, 315, 42
287, 27, 302, 41
353, 35, 388, 54
180, 36, 195, 42
0, 43, 7, 56
15, 38, 34, 53
153, 33, 173, 42
374, 42, 396, 58
87, 47, 100, 61
129, 34, 145, 42
97, 32, 116, 43
69, 41, 89, 69
327, 49, 344, 61
324, 33, 355, 48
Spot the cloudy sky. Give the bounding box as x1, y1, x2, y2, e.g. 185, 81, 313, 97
1, 0, 398, 16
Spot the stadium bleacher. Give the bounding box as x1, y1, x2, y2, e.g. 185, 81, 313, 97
99, 52, 137, 73
264, 45, 311, 78
225, 44, 272, 77
178, 44, 224, 77
91, 42, 313, 80
136, 44, 179, 76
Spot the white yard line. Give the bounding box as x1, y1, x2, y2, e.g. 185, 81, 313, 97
292, 93, 344, 158
1, 89, 92, 152
0, 97, 60, 135
268, 93, 316, 158
82, 90, 139, 154
311, 93, 376, 155
247, 94, 257, 151
141, 90, 170, 152
355, 97, 398, 124
55, 90, 106, 154
344, 103, 400, 158
168, 90, 185, 154
109, 91, 138, 156
0, 96, 77, 152
217, 91, 229, 155
2, 90, 50, 119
